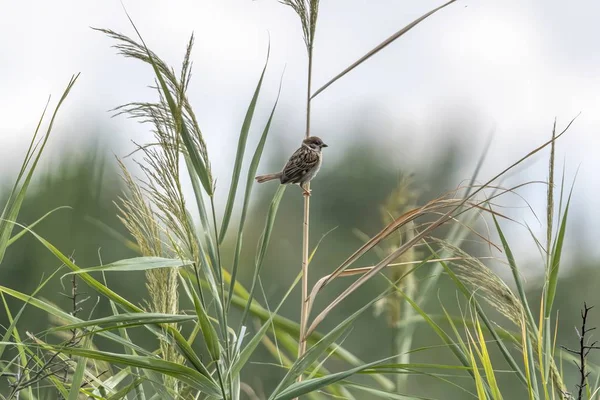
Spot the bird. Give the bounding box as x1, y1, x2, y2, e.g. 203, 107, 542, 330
255, 136, 328, 196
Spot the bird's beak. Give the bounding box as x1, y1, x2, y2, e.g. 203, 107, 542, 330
321, 143, 328, 148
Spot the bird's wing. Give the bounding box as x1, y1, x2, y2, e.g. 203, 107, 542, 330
280, 147, 320, 184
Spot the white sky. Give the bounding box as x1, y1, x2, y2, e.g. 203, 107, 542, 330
1, 0, 599, 263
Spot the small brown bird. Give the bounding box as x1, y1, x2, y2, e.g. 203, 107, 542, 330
255, 136, 328, 196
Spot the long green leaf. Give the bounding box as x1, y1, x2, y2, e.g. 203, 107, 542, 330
49, 346, 221, 397
219, 45, 270, 243
106, 378, 144, 400
228, 71, 284, 310
492, 214, 536, 328
239, 185, 286, 329
545, 187, 573, 317
0, 74, 78, 263
434, 252, 528, 387
7, 206, 71, 247
270, 297, 379, 398
49, 313, 196, 333
273, 358, 386, 400
67, 337, 90, 400
186, 277, 221, 361
62, 256, 192, 276
231, 272, 301, 377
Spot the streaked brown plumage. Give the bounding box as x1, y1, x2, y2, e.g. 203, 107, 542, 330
255, 136, 328, 195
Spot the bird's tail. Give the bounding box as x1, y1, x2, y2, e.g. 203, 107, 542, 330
255, 173, 281, 183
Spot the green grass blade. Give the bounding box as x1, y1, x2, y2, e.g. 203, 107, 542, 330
48, 313, 196, 333
107, 300, 147, 400
67, 337, 90, 400
219, 45, 270, 243
62, 256, 192, 275
273, 358, 387, 400
106, 378, 144, 400
270, 296, 382, 399
186, 277, 221, 361
7, 206, 71, 247
49, 346, 221, 397
227, 71, 284, 310
435, 254, 528, 387
545, 186, 573, 317
231, 272, 301, 377
239, 185, 286, 329
185, 155, 219, 271
0, 74, 78, 263
492, 213, 536, 328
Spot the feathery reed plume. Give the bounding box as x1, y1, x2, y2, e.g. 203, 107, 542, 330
436, 239, 525, 326
280, 0, 320, 52
109, 31, 211, 395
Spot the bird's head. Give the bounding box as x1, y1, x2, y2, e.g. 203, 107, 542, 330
303, 136, 328, 151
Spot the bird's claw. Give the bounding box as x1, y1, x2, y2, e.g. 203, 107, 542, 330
302, 188, 312, 197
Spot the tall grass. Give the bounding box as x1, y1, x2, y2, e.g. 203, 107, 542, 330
0, 1, 594, 400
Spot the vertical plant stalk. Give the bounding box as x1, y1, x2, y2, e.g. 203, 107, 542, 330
283, 0, 319, 383
298, 40, 313, 368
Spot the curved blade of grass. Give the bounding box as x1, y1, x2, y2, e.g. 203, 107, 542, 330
185, 155, 218, 271
106, 378, 144, 400
310, 0, 457, 99
273, 358, 451, 400
49, 346, 221, 397
62, 256, 192, 276
346, 384, 438, 400
219, 44, 270, 244
492, 213, 536, 328
185, 277, 221, 361
392, 286, 489, 392
232, 271, 301, 377
433, 249, 528, 387
239, 185, 287, 329
67, 337, 91, 400
545, 184, 574, 317
7, 206, 71, 247
48, 313, 196, 333
106, 301, 147, 400
227, 70, 284, 310
0, 74, 78, 264
270, 294, 382, 398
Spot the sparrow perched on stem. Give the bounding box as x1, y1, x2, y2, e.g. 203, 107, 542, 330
255, 136, 328, 196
